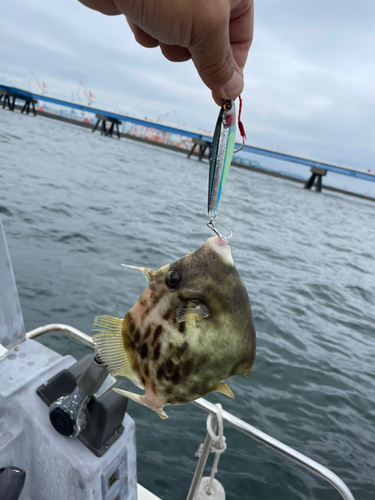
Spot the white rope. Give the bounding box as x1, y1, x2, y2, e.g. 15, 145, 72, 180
206, 404, 227, 495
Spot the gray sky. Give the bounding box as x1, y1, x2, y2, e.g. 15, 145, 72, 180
1, 0, 374, 172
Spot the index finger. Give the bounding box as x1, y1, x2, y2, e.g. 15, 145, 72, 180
229, 0, 254, 70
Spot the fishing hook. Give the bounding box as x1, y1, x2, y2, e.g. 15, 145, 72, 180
207, 218, 233, 245
233, 137, 245, 154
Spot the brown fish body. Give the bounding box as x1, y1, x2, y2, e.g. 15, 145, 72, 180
93, 236, 256, 418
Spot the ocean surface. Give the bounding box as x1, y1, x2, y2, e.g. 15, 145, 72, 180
1, 109, 374, 500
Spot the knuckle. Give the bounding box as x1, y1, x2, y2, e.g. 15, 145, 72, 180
204, 3, 229, 33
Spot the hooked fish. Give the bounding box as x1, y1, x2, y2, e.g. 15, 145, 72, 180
92, 236, 256, 419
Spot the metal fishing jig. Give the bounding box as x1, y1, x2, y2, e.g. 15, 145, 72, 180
207, 100, 236, 219
206, 96, 246, 244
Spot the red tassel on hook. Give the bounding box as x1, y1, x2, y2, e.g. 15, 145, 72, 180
237, 95, 247, 141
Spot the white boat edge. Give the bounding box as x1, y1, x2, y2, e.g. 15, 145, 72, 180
137, 483, 162, 500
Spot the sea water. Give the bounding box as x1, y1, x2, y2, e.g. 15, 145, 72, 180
1, 109, 374, 500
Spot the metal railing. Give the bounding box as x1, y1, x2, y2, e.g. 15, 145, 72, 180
191, 398, 355, 500
26, 323, 93, 347
25, 324, 355, 500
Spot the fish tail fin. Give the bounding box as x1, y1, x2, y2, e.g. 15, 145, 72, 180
215, 382, 235, 399
113, 388, 169, 419
92, 315, 143, 389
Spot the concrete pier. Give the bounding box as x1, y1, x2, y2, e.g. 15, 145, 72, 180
0, 89, 37, 115
1, 83, 374, 202
92, 113, 121, 139
304, 167, 328, 192
187, 138, 211, 161
0, 90, 15, 111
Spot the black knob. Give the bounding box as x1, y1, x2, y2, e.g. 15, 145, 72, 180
94, 355, 103, 364
0, 466, 26, 500
50, 407, 74, 436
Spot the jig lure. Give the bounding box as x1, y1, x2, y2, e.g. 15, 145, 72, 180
207, 98, 246, 243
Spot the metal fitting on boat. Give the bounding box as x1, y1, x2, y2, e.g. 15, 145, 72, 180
49, 386, 90, 438
49, 354, 109, 438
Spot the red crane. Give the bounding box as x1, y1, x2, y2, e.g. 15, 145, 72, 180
30, 71, 49, 96
79, 81, 96, 106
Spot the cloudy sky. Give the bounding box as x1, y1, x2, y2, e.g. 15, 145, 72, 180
1, 0, 374, 174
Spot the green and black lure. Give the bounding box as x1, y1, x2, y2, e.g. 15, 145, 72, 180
207, 97, 246, 242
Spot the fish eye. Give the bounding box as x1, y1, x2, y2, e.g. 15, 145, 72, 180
223, 101, 232, 111
165, 270, 180, 288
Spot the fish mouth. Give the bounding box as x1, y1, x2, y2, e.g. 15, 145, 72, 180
206, 236, 234, 265
210, 236, 229, 248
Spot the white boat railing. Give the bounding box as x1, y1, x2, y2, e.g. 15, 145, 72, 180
25, 324, 355, 500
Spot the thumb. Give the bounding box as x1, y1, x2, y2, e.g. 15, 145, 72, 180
211, 70, 243, 106
189, 9, 243, 102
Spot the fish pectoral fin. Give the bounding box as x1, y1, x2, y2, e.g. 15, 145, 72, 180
176, 303, 210, 323
113, 389, 169, 419
121, 264, 156, 284
92, 315, 143, 390
215, 382, 235, 399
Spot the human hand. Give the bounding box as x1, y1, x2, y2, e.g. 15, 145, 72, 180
78, 0, 254, 105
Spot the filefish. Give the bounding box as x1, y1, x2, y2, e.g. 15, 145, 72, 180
92, 236, 256, 419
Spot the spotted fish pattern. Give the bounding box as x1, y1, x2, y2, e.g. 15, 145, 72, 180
93, 236, 256, 419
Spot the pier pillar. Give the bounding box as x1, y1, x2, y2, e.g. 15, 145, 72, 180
0, 90, 37, 115
187, 138, 211, 161
93, 114, 121, 139
304, 167, 327, 192
20, 99, 37, 116
0, 91, 15, 111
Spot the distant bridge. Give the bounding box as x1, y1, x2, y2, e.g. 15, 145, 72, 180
1, 84, 374, 183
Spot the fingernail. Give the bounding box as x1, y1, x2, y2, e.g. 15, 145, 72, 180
222, 72, 243, 100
